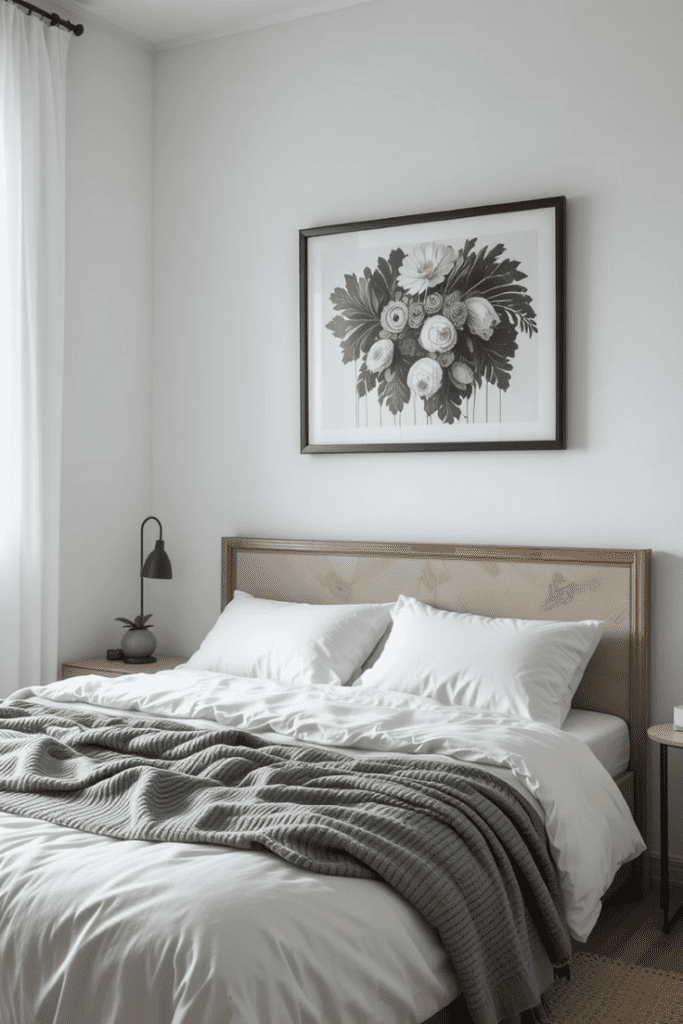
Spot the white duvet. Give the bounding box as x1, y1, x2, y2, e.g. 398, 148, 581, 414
1, 670, 646, 1024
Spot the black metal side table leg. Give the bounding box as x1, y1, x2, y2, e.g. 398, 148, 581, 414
661, 742, 683, 934
661, 744, 669, 930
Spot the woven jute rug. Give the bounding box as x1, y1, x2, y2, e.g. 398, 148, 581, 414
545, 953, 683, 1023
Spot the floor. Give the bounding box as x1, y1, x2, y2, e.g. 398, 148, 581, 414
571, 879, 683, 972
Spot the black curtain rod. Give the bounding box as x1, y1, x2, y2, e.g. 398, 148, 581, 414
7, 0, 84, 34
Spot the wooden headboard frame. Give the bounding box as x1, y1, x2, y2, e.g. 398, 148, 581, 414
222, 538, 651, 876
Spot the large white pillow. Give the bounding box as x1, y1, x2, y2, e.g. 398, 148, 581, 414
354, 595, 605, 727
184, 590, 393, 686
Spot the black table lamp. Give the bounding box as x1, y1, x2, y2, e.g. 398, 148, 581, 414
140, 515, 172, 618
116, 516, 173, 664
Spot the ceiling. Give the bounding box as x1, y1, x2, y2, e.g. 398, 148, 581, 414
55, 0, 378, 48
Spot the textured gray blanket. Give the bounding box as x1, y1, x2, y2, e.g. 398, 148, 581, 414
0, 699, 571, 1024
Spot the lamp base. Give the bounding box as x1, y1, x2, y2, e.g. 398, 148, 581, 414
122, 655, 157, 665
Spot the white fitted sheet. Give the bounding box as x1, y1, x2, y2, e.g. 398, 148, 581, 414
562, 709, 630, 778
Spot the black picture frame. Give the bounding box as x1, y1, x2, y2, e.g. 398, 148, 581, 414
300, 195, 565, 453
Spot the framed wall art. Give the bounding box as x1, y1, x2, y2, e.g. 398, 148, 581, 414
300, 195, 565, 453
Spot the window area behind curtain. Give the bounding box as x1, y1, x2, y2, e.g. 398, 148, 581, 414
0, 2, 69, 695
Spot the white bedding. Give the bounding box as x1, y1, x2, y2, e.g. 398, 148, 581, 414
1, 671, 645, 1024
0, 807, 458, 1024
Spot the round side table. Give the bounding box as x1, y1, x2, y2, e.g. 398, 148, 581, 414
647, 724, 683, 933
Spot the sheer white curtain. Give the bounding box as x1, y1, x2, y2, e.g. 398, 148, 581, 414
0, 3, 69, 695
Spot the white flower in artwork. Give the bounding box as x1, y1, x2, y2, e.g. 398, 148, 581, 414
419, 315, 457, 353
397, 242, 456, 295
366, 337, 394, 374
465, 296, 500, 340
407, 357, 443, 399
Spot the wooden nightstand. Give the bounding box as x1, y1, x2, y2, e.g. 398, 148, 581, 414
647, 724, 683, 933
62, 657, 187, 679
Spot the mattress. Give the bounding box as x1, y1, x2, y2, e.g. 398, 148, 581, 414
561, 709, 630, 778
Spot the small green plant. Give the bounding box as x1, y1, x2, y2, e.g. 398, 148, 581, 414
115, 614, 154, 631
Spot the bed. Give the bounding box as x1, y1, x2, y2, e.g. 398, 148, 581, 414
0, 537, 651, 1024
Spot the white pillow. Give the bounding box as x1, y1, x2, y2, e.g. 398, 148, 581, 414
354, 595, 605, 727
184, 590, 393, 686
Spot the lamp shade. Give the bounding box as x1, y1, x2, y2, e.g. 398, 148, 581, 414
141, 539, 172, 579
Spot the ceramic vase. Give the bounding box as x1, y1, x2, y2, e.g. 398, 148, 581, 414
120, 628, 157, 661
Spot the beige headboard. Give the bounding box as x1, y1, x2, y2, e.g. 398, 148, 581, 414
222, 538, 651, 845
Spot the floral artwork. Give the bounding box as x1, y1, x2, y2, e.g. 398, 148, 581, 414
300, 197, 565, 452
325, 238, 536, 426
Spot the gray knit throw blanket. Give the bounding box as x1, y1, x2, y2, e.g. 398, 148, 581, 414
0, 700, 571, 1024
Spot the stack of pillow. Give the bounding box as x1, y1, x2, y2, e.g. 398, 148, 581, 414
184, 590, 605, 730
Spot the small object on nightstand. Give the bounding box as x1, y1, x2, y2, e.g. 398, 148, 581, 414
106, 649, 123, 661
647, 724, 683, 934
116, 619, 158, 662
674, 705, 683, 731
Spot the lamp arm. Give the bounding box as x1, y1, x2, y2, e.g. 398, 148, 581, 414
140, 516, 163, 621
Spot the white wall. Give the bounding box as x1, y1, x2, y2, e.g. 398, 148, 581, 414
152, 0, 683, 859
58, 18, 155, 663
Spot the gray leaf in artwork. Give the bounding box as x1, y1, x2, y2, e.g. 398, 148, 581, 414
542, 573, 602, 611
